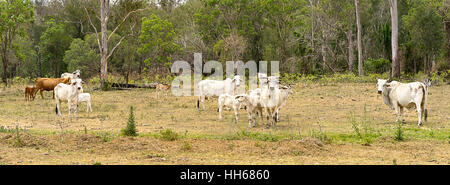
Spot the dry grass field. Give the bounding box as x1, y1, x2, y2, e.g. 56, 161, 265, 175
0, 82, 448, 165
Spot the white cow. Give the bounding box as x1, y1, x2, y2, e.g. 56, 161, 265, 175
196, 75, 242, 111
61, 69, 81, 79
61, 70, 83, 93
377, 79, 428, 126
259, 76, 283, 128
235, 93, 264, 128
54, 78, 84, 118
274, 85, 293, 122
77, 93, 92, 112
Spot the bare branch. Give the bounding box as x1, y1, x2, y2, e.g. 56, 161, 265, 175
108, 8, 147, 42
106, 36, 126, 60
84, 7, 102, 52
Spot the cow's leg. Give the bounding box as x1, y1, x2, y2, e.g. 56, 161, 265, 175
56, 99, 62, 117
265, 108, 273, 129
40, 90, 44, 99
393, 104, 400, 123
218, 104, 223, 121
247, 110, 253, 128
88, 101, 92, 112
271, 110, 277, 128
202, 96, 206, 111
68, 100, 72, 120
234, 106, 239, 124
400, 107, 405, 123
252, 109, 258, 127
74, 104, 78, 120
416, 102, 422, 126
275, 109, 280, 122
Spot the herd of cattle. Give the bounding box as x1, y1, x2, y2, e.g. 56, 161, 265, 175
24, 70, 92, 118
197, 74, 293, 128
20, 69, 432, 127
196, 73, 431, 128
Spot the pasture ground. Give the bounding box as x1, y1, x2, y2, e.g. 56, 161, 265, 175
0, 83, 448, 164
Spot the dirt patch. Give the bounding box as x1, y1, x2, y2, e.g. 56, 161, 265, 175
1, 132, 49, 148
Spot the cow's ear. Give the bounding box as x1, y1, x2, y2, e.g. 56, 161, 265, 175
81, 81, 85, 84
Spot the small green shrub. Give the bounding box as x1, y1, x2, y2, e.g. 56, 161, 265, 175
121, 106, 138, 136
159, 129, 178, 141
394, 121, 404, 141
13, 126, 24, 147
181, 141, 192, 151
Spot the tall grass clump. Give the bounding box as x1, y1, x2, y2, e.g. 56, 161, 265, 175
121, 106, 138, 136
349, 109, 379, 145
310, 122, 331, 144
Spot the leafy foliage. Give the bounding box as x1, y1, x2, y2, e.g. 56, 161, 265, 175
138, 13, 179, 68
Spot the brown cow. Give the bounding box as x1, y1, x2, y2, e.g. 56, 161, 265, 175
35, 78, 71, 99
155, 83, 171, 98
25, 86, 38, 101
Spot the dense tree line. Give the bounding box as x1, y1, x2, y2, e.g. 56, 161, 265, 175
0, 0, 449, 86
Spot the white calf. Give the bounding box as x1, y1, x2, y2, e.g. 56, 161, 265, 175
77, 93, 92, 112
218, 94, 242, 123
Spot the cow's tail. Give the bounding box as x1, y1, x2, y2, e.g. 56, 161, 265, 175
420, 83, 428, 121
197, 99, 200, 109
55, 104, 59, 114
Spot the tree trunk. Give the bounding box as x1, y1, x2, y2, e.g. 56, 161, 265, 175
355, 0, 363, 76
348, 15, 354, 72
413, 58, 417, 74
1, 55, 7, 87
37, 48, 41, 77
424, 55, 427, 74
389, 0, 400, 78
442, 0, 450, 65
100, 0, 109, 89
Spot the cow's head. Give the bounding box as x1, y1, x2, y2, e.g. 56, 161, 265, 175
424, 78, 432, 87
232, 75, 243, 87
377, 79, 389, 94
73, 70, 81, 78
235, 95, 248, 103
267, 76, 279, 91
280, 85, 293, 94
71, 78, 83, 91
